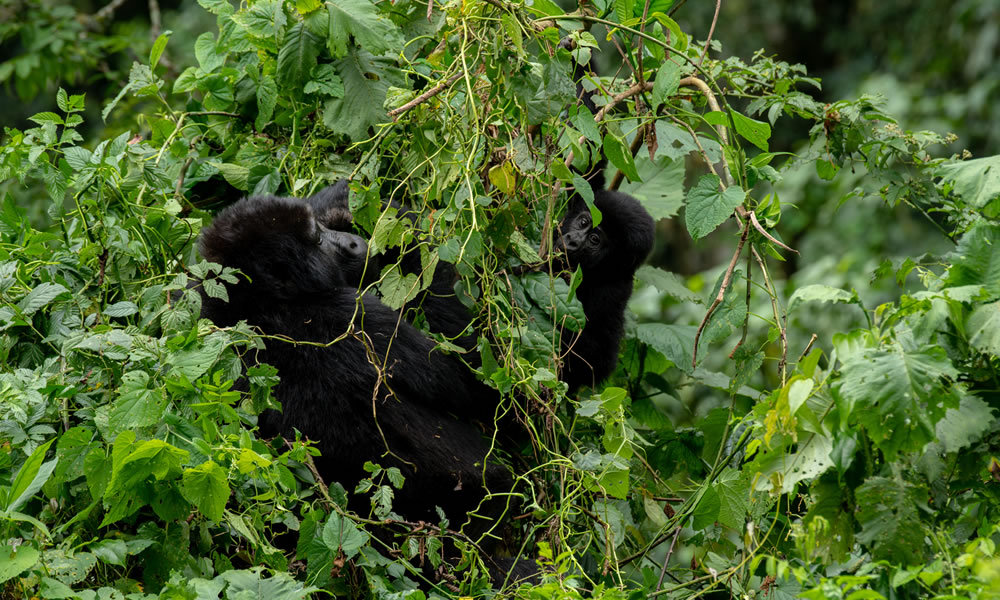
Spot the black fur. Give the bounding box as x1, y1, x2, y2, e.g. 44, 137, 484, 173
556, 189, 655, 391
197, 195, 509, 534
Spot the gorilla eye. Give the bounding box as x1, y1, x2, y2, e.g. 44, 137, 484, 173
578, 215, 590, 228
588, 232, 601, 245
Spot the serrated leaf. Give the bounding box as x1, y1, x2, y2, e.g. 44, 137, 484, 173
18, 282, 68, 315
194, 32, 224, 72
304, 63, 344, 97
619, 156, 684, 220
636, 323, 696, 374
946, 223, 1000, 297
103, 301, 138, 318
840, 345, 959, 459
968, 300, 1000, 355
209, 162, 250, 190
636, 265, 700, 303
936, 393, 995, 453
936, 155, 1000, 208
181, 461, 230, 522
231, 0, 286, 38
684, 174, 745, 240
855, 476, 925, 565
523, 272, 586, 331
63, 146, 92, 171
651, 60, 681, 110
378, 265, 422, 310
787, 284, 857, 313
109, 371, 167, 433
256, 75, 278, 131
322, 50, 402, 141
573, 105, 601, 144
321, 512, 369, 559
326, 0, 403, 58
277, 22, 321, 89
28, 112, 63, 126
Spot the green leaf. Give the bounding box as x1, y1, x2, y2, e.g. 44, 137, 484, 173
946, 223, 1000, 297
210, 162, 251, 191
256, 75, 278, 131
523, 272, 586, 331
181, 461, 230, 522
749, 433, 833, 494
103, 301, 138, 317
855, 476, 925, 565
322, 49, 403, 141
5, 438, 56, 513
731, 110, 771, 151
277, 23, 321, 89
150, 30, 172, 68
651, 60, 681, 110
573, 106, 601, 144
303, 64, 344, 97
787, 283, 858, 313
231, 0, 287, 38
109, 371, 167, 433
17, 282, 68, 315
105, 440, 188, 499
0, 543, 38, 584
326, 0, 403, 58
936, 155, 1000, 208
636, 265, 701, 303
619, 155, 684, 220
220, 569, 319, 599
840, 345, 959, 459
194, 32, 224, 72
636, 323, 696, 374
602, 132, 640, 182
935, 393, 996, 453
684, 174, 745, 240
378, 265, 422, 310
321, 512, 369, 559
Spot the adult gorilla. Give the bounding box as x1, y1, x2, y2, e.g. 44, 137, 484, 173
197, 194, 510, 540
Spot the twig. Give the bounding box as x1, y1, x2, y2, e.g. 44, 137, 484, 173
284, 438, 335, 512
798, 333, 818, 362
748, 209, 797, 253
388, 71, 465, 119
655, 527, 682, 592
94, 0, 128, 21
174, 156, 194, 200
751, 247, 788, 384
692, 223, 749, 368
696, 0, 722, 68
149, 0, 162, 39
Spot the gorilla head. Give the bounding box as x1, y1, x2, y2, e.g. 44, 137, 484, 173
199, 195, 368, 308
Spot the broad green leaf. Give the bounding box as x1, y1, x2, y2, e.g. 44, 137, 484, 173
181, 461, 230, 522
840, 345, 959, 459
220, 569, 319, 599
573, 106, 601, 145
702, 269, 746, 344
636, 323, 696, 374
105, 440, 188, 498
946, 223, 1000, 297
231, 0, 286, 38
855, 476, 925, 565
714, 471, 748, 530
651, 60, 681, 110
303, 64, 344, 97
103, 301, 138, 317
653, 120, 701, 161
321, 512, 369, 559
256, 75, 278, 131
0, 543, 38, 584
523, 272, 585, 332
935, 393, 996, 453
731, 111, 771, 151
210, 162, 250, 190
326, 0, 403, 58
603, 133, 640, 182
109, 371, 167, 433
750, 433, 833, 493
277, 23, 320, 89
378, 265, 422, 310
787, 284, 858, 313
684, 174, 745, 240
5, 438, 56, 513
17, 282, 68, 315
936, 155, 1000, 208
968, 300, 1000, 355
166, 333, 226, 381
194, 32, 224, 72
322, 50, 403, 141
619, 155, 684, 220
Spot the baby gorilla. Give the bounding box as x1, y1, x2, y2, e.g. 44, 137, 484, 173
197, 194, 511, 541
556, 189, 656, 391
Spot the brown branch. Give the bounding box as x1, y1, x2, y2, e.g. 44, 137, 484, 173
747, 209, 797, 253
697, 0, 722, 67
284, 439, 335, 512
798, 333, 818, 363
692, 223, 749, 368
388, 71, 465, 120
655, 527, 683, 592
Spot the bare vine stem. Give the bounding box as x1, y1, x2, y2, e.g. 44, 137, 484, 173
388, 71, 466, 120
692, 223, 749, 368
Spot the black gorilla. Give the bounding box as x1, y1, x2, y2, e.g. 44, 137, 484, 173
197, 195, 510, 536
555, 191, 655, 391
304, 178, 654, 393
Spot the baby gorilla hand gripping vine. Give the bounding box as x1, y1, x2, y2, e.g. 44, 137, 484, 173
196, 194, 511, 543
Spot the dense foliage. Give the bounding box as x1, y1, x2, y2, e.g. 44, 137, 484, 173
1, 0, 999, 598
